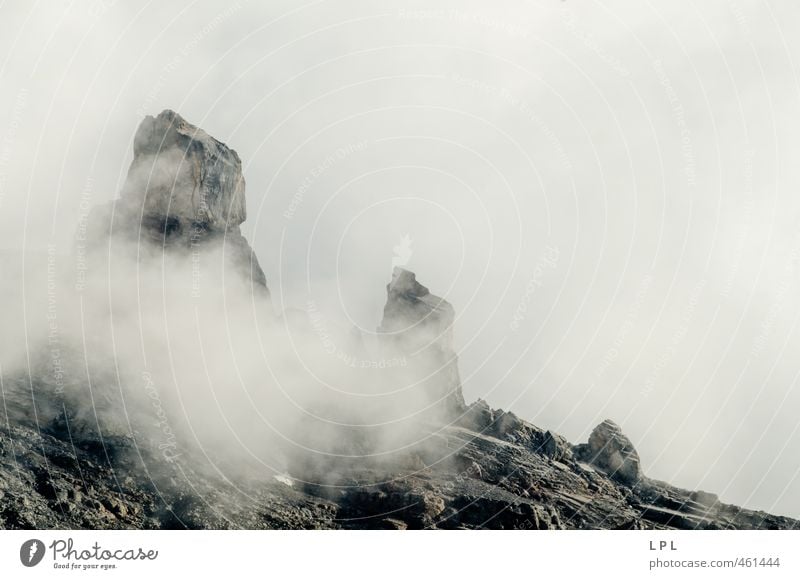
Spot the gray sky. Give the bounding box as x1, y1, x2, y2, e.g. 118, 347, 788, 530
2, 0, 800, 518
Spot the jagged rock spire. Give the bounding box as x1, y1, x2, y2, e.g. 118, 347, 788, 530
379, 267, 466, 418
124, 109, 247, 229
83, 110, 268, 296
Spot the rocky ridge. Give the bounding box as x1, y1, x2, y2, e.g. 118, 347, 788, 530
2, 383, 795, 529
1, 111, 796, 530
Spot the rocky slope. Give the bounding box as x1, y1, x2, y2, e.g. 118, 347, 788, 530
2, 386, 796, 529
1, 110, 796, 530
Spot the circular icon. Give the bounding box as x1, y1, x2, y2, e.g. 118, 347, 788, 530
20, 539, 46, 567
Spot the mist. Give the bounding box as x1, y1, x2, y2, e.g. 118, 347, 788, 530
1, 0, 800, 519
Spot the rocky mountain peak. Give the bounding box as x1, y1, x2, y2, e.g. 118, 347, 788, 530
379, 267, 465, 417
83, 110, 268, 294
124, 109, 247, 229
380, 267, 454, 338
386, 267, 430, 298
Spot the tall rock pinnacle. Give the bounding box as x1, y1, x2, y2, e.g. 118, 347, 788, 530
378, 267, 466, 418
123, 109, 246, 229
83, 110, 268, 295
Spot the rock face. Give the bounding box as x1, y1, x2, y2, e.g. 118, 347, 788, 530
574, 419, 641, 485
124, 109, 247, 228
84, 110, 268, 295
378, 267, 466, 417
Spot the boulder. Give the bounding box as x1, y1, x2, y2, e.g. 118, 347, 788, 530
575, 419, 641, 485
691, 490, 719, 508
458, 399, 495, 431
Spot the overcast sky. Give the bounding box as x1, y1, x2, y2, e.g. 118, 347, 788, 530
2, 0, 800, 518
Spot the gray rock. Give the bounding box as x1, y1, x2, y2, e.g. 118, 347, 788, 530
83, 110, 268, 297
124, 109, 246, 229
378, 267, 466, 417
458, 399, 495, 431
575, 419, 641, 484
542, 430, 573, 462
691, 490, 719, 508
2, 362, 797, 530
